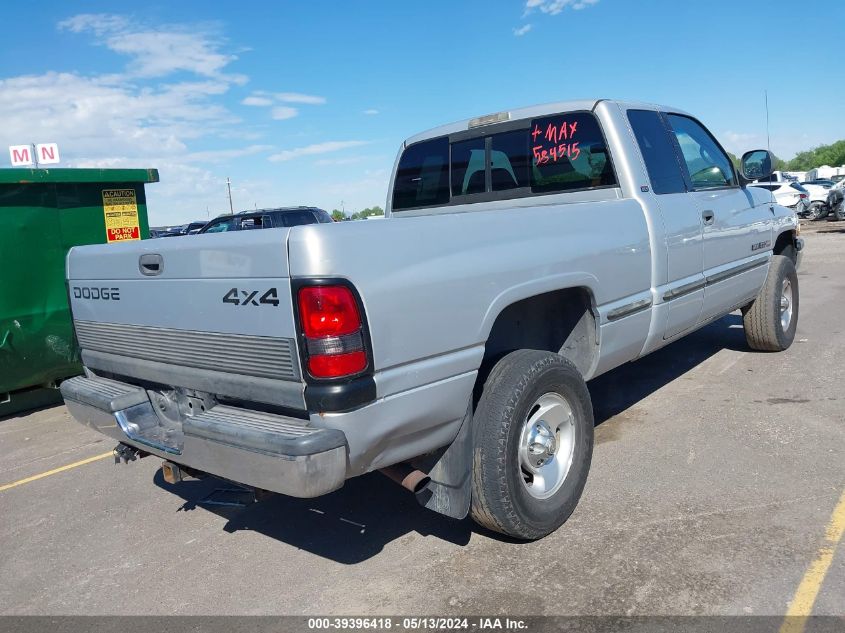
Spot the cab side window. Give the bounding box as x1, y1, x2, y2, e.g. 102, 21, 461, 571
627, 110, 687, 194
666, 114, 736, 189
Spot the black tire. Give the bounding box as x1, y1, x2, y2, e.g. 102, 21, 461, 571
470, 350, 593, 540
778, 243, 796, 267
835, 205, 845, 222
743, 255, 799, 351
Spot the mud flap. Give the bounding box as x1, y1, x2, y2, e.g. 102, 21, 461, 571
414, 401, 473, 520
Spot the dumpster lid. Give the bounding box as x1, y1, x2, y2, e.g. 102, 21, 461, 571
0, 168, 159, 185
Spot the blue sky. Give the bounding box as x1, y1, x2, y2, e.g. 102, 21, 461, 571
1, 0, 843, 225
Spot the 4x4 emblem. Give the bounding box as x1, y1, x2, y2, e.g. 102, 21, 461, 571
222, 287, 280, 307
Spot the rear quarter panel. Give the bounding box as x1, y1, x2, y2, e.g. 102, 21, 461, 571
288, 198, 652, 398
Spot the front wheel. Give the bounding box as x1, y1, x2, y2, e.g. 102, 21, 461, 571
470, 350, 594, 540
743, 255, 799, 351
835, 205, 845, 222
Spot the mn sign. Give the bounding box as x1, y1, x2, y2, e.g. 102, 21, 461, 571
9, 143, 61, 167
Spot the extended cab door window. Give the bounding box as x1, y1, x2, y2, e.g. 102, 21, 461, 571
627, 110, 687, 194
665, 114, 737, 189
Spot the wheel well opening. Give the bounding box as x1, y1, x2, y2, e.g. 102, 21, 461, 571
474, 287, 597, 404
773, 230, 797, 264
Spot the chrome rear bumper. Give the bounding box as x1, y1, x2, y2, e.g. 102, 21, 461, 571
60, 375, 347, 498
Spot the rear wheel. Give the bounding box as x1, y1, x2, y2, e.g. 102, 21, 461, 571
835, 205, 845, 221
743, 255, 799, 351
470, 350, 593, 540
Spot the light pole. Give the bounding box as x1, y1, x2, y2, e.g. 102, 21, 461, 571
226, 177, 234, 215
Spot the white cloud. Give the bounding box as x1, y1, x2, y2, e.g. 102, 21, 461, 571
513, 24, 532, 36
363, 108, 380, 115
268, 141, 370, 162
58, 14, 130, 36
525, 0, 599, 15
0, 72, 239, 157
183, 145, 273, 162
271, 106, 298, 120
239, 91, 326, 118
58, 14, 244, 82
275, 92, 326, 105
241, 95, 273, 106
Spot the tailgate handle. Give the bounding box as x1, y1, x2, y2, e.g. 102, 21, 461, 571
139, 254, 164, 276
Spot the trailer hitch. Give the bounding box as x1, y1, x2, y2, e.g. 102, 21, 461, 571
113, 443, 142, 464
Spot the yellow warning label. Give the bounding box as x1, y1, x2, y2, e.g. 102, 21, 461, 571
102, 188, 141, 243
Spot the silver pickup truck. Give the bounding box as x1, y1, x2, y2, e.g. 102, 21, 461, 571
61, 99, 803, 540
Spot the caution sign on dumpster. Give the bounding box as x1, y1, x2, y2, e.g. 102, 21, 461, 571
102, 189, 141, 242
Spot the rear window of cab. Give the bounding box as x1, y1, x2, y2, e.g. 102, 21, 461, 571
392, 111, 617, 212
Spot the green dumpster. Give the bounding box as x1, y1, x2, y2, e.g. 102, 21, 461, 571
0, 168, 159, 416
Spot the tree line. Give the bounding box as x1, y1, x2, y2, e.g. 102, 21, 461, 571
728, 139, 845, 174
331, 206, 384, 221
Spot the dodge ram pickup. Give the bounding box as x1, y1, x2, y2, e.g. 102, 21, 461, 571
61, 99, 803, 540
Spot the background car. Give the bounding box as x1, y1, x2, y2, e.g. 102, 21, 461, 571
748, 181, 810, 216
826, 187, 845, 221
150, 221, 207, 237
799, 182, 834, 218
802, 179, 836, 188
184, 221, 208, 235
198, 206, 333, 234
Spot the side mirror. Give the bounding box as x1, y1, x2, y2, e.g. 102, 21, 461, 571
739, 149, 774, 181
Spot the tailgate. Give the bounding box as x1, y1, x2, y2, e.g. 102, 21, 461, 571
66, 229, 305, 409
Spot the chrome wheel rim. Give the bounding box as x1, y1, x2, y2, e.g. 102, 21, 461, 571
518, 393, 576, 499
780, 278, 793, 331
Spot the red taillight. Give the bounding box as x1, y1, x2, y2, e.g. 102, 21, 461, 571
298, 286, 361, 337
308, 351, 367, 378
298, 285, 367, 379
799, 193, 808, 199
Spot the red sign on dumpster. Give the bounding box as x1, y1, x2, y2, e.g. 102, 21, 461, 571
102, 189, 141, 243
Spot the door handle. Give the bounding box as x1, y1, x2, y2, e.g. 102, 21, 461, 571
139, 253, 164, 276
702, 210, 715, 225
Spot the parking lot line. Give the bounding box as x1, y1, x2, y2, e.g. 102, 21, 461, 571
0, 451, 113, 493
779, 488, 845, 633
